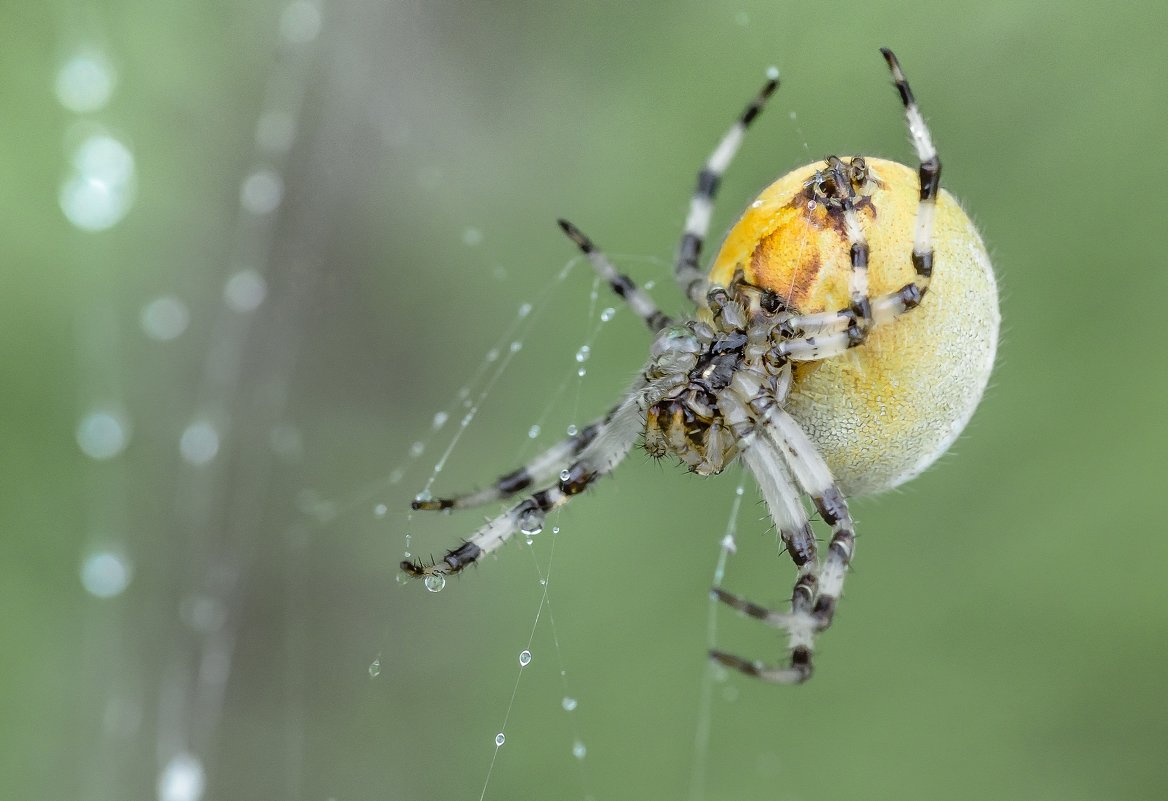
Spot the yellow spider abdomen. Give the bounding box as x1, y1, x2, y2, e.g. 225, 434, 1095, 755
708, 157, 999, 495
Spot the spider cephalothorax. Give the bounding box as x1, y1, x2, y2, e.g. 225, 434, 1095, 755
405, 50, 999, 683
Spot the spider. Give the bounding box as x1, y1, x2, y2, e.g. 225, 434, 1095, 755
404, 49, 999, 683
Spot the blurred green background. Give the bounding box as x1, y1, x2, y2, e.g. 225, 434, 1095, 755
6, 1, 1168, 799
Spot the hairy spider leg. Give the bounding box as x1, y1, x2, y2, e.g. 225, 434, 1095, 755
882, 47, 939, 304
708, 374, 819, 683
412, 384, 643, 512
402, 388, 645, 577
557, 219, 672, 332
676, 69, 780, 306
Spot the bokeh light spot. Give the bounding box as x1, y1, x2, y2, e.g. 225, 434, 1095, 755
76, 409, 130, 460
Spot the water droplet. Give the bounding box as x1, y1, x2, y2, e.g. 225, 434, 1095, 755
494, 732, 506, 747
518, 649, 532, 667
518, 508, 544, 536
644, 280, 656, 290
551, 526, 560, 535
766, 66, 779, 80
807, 200, 817, 210
157, 752, 205, 801
373, 503, 388, 518
76, 409, 129, 460
431, 411, 449, 430
424, 574, 446, 593
80, 550, 132, 598
414, 489, 432, 503
60, 134, 136, 231
240, 169, 283, 214
517, 302, 532, 318
538, 578, 546, 586
509, 340, 522, 353
561, 696, 577, 711
577, 367, 586, 377
224, 269, 267, 312
600, 307, 615, 322
485, 348, 499, 362
575, 345, 591, 363
789, 110, 798, 121
279, 0, 322, 43
409, 441, 425, 458
368, 658, 381, 677
559, 469, 571, 482
404, 534, 412, 547
572, 740, 587, 759
462, 227, 483, 246
180, 420, 220, 466
139, 295, 189, 341
55, 52, 116, 113
736, 485, 745, 496
566, 424, 578, 436
751, 199, 763, 208
527, 424, 541, 439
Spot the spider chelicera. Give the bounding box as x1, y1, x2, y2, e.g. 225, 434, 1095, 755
404, 49, 999, 683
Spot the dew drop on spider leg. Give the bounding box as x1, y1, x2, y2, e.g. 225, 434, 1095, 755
566, 424, 578, 436
518, 649, 532, 667
518, 508, 544, 536
561, 696, 577, 712
517, 302, 532, 319
600, 307, 615, 322
424, 574, 446, 593
575, 345, 591, 363
559, 469, 570, 481
368, 657, 381, 678
527, 424, 541, 439
413, 489, 432, 504
495, 732, 506, 747
572, 740, 587, 760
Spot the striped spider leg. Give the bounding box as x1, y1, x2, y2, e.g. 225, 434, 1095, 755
402, 389, 648, 579
676, 69, 781, 305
